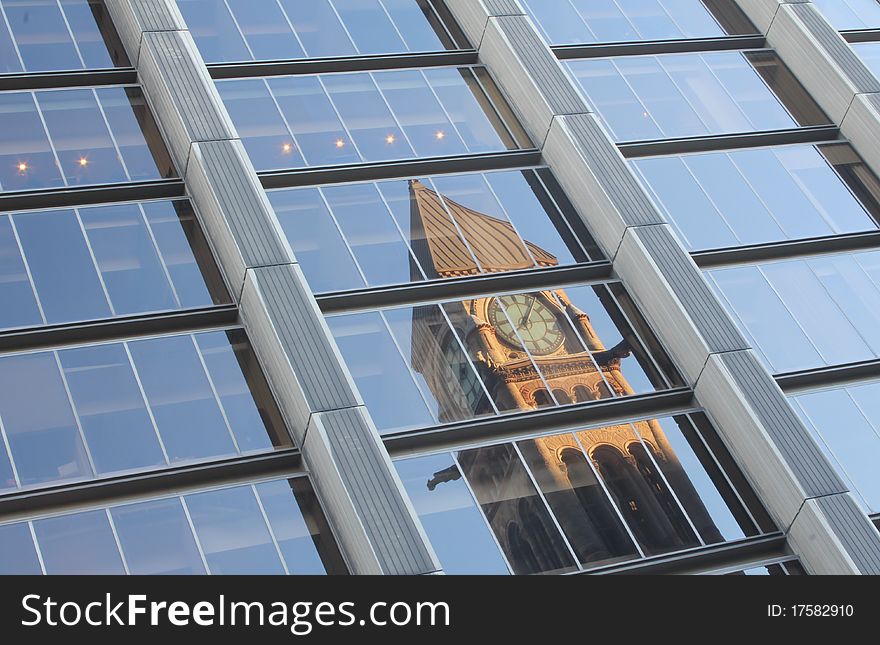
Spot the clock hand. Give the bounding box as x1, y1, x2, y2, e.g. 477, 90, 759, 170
520, 298, 535, 328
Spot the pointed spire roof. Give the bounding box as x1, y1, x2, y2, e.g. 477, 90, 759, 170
409, 179, 559, 280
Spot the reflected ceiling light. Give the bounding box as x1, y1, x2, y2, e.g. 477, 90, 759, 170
17, 162, 27, 172
335, 138, 346, 148
282, 143, 292, 153
385, 134, 396, 145
78, 157, 88, 167
435, 130, 446, 140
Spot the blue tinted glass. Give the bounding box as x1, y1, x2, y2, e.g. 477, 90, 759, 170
0, 92, 63, 191
382, 0, 444, 51
854, 42, 880, 79
327, 311, 436, 433
59, 343, 165, 475
396, 453, 509, 574
268, 75, 363, 166
95, 87, 166, 182
319, 73, 412, 162
37, 89, 128, 185
13, 208, 110, 324
226, 0, 304, 60
255, 479, 326, 574
0, 10, 23, 73
0, 522, 41, 573
176, 0, 250, 64
111, 497, 206, 575
374, 70, 466, 156
217, 79, 303, 171
4, 0, 81, 72
141, 200, 219, 309
60, 0, 117, 68
321, 182, 418, 286
567, 52, 798, 141
814, 0, 880, 30
333, 0, 406, 55
194, 330, 284, 453
0, 435, 14, 490
0, 216, 42, 329
80, 203, 178, 315
127, 335, 237, 462
281, 0, 356, 58
185, 485, 285, 574
34, 509, 125, 574
268, 187, 366, 293
0, 351, 93, 486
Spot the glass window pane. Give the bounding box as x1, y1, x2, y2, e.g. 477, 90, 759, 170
0, 522, 41, 574
80, 203, 178, 315
0, 435, 14, 491
60, 0, 119, 69
327, 311, 436, 433
457, 442, 578, 575
637, 417, 746, 543
375, 69, 466, 156
793, 386, 880, 514
226, 0, 304, 61
176, 0, 251, 63
854, 42, 880, 78
96, 87, 167, 182
814, 0, 880, 30
0, 14, 23, 73
14, 208, 112, 325
111, 497, 206, 575
396, 453, 509, 574
128, 335, 237, 462
321, 182, 418, 286
281, 0, 356, 58
382, 0, 444, 52
0, 215, 42, 329
320, 72, 411, 162
185, 485, 285, 574
707, 265, 823, 373
517, 435, 639, 568
333, 0, 406, 55
424, 67, 507, 153
142, 200, 223, 309
255, 479, 327, 574
0, 92, 63, 191
37, 88, 128, 185
269, 75, 363, 166
216, 79, 304, 171
194, 330, 289, 453
34, 509, 125, 574
268, 187, 365, 293
4, 0, 80, 72
0, 351, 92, 486
59, 342, 165, 475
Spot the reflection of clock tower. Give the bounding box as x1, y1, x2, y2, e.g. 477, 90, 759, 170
410, 179, 725, 567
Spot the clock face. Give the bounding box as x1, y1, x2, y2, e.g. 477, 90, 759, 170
488, 294, 565, 356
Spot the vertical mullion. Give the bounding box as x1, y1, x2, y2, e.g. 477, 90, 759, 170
137, 202, 184, 310
53, 0, 87, 68
105, 508, 132, 575
0, 412, 22, 488
316, 185, 371, 288
27, 522, 48, 575
372, 180, 430, 282
73, 206, 118, 317
424, 176, 486, 274
0, 3, 26, 70
51, 350, 99, 479
91, 88, 133, 181
316, 74, 369, 161
189, 334, 242, 455
366, 71, 419, 156
180, 496, 212, 574
31, 92, 69, 188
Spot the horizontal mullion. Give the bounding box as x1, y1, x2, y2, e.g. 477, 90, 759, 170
841, 29, 880, 43
0, 179, 185, 212
257, 150, 542, 189
316, 262, 613, 314
618, 126, 841, 158
584, 533, 787, 576
0, 305, 239, 354
0, 449, 303, 524
0, 67, 137, 91
691, 230, 880, 268
208, 50, 478, 79
776, 359, 880, 393
552, 35, 766, 60
383, 388, 695, 458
